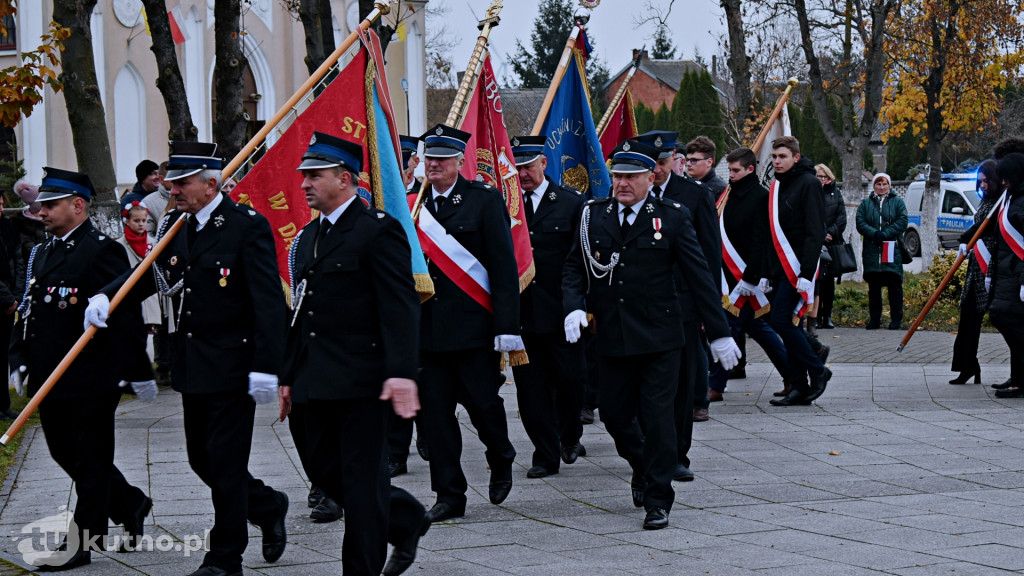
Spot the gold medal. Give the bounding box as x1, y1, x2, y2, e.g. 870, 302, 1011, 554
219, 277, 227, 287
69, 295, 78, 305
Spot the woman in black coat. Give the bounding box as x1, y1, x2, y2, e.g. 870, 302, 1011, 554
988, 153, 1024, 397
949, 160, 1000, 384
815, 164, 847, 329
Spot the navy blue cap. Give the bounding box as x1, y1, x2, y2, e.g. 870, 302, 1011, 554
610, 140, 659, 173
297, 131, 363, 173
38, 167, 95, 201
510, 135, 546, 166
165, 141, 224, 181
632, 130, 678, 159
399, 135, 418, 169
421, 124, 470, 158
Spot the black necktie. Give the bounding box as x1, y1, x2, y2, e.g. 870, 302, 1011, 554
315, 219, 332, 257
187, 216, 199, 250
525, 191, 535, 221
620, 206, 633, 237
652, 185, 662, 199
435, 194, 447, 212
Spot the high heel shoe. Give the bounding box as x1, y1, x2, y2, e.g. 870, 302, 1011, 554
949, 369, 981, 385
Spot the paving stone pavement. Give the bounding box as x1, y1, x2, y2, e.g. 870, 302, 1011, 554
1, 328, 1023, 575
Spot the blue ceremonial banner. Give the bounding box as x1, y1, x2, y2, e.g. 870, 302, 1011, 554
538, 46, 611, 198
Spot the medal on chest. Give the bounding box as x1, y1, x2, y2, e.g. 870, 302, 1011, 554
652, 218, 663, 241
219, 268, 230, 287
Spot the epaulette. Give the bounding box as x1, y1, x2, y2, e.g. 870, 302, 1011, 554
87, 227, 110, 242
236, 203, 259, 217
657, 197, 685, 211
561, 184, 584, 196
370, 208, 389, 222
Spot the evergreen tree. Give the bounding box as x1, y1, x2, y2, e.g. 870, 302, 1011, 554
862, 147, 876, 173
886, 126, 927, 180
670, 70, 696, 136
635, 102, 655, 134
654, 102, 673, 133
674, 69, 726, 157
651, 24, 676, 60
511, 0, 610, 97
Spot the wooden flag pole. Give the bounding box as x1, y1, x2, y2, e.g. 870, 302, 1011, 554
596, 47, 643, 137
530, 13, 591, 136
0, 2, 396, 446
410, 0, 503, 222
897, 192, 1005, 352
716, 77, 798, 216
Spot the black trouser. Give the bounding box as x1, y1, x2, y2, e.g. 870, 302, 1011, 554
0, 310, 12, 413
181, 390, 280, 572
598, 349, 680, 511
152, 316, 171, 376
991, 312, 1024, 386
818, 262, 837, 322
511, 331, 585, 471
582, 330, 600, 411
864, 271, 904, 326
420, 347, 516, 508
674, 322, 705, 467
39, 390, 149, 552
387, 411, 425, 465
952, 288, 984, 374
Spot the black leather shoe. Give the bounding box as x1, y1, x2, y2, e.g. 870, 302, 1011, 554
383, 512, 431, 576
817, 344, 830, 364
995, 387, 1024, 398
489, 462, 513, 504
426, 501, 465, 523
865, 322, 880, 330
118, 495, 153, 552
806, 367, 832, 402
185, 566, 243, 576
526, 465, 557, 478
993, 378, 1014, 390
727, 366, 746, 380
560, 443, 586, 464
770, 388, 811, 406
630, 471, 646, 508
310, 496, 343, 523
888, 322, 902, 330
259, 491, 288, 562
643, 507, 669, 530
389, 460, 408, 478
307, 486, 323, 508
580, 407, 595, 424
33, 550, 91, 572
673, 464, 694, 482
416, 437, 430, 461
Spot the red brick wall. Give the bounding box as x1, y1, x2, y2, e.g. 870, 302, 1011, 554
606, 71, 677, 112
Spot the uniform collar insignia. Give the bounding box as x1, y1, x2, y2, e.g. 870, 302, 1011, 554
548, 191, 557, 202
66, 239, 75, 248
605, 203, 614, 214
451, 193, 462, 205
645, 202, 655, 213
213, 215, 226, 228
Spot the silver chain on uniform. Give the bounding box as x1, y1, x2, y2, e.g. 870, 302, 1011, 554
579, 205, 620, 287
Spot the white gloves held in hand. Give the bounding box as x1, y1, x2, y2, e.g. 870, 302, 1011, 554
494, 335, 525, 353
709, 337, 742, 371
9, 366, 25, 397
757, 278, 772, 294
84, 294, 110, 330
248, 372, 278, 404
130, 380, 158, 402
796, 278, 813, 294
563, 310, 589, 344
957, 243, 969, 257
736, 280, 757, 297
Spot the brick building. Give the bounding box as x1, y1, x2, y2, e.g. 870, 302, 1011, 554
603, 50, 730, 112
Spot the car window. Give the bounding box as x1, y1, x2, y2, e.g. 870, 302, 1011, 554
943, 190, 971, 214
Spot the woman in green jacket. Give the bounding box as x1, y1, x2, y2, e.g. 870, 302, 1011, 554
856, 173, 909, 329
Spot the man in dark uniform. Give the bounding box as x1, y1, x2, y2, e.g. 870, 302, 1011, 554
509, 135, 586, 478
280, 132, 429, 576
563, 142, 740, 530
401, 135, 421, 193
85, 142, 289, 576
10, 168, 154, 571
632, 130, 724, 481
415, 124, 520, 523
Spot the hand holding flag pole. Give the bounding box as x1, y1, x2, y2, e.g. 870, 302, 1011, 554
897, 191, 1005, 352
0, 1, 395, 447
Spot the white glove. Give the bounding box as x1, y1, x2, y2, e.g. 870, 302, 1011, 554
494, 335, 525, 352
986, 277, 992, 293
83, 293, 110, 329
709, 337, 742, 371
9, 366, 25, 397
248, 372, 278, 404
757, 278, 772, 294
736, 280, 757, 297
957, 243, 969, 257
130, 380, 158, 402
796, 278, 813, 294
563, 310, 589, 344
1020, 285, 1024, 302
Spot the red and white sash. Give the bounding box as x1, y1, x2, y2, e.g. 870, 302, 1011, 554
999, 195, 1024, 260
973, 238, 991, 275
415, 206, 493, 312
880, 241, 897, 264
768, 180, 818, 319
720, 210, 769, 316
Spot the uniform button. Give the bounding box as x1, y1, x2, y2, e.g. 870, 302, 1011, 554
186, 311, 191, 317
187, 333, 193, 338
185, 288, 192, 294
618, 298, 624, 304
619, 263, 626, 268
432, 276, 437, 281
306, 290, 313, 296
433, 297, 439, 301
308, 310, 314, 316
310, 332, 316, 338
216, 261, 221, 266
617, 281, 623, 285
531, 280, 537, 284
186, 266, 191, 272
529, 231, 534, 235
371, 343, 377, 348
554, 226, 560, 230
242, 338, 247, 344
309, 270, 315, 275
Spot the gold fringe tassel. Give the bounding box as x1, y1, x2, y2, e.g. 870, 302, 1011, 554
518, 260, 536, 293
508, 349, 530, 366
414, 274, 435, 303
753, 304, 771, 318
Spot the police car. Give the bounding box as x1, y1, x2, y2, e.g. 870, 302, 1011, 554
903, 173, 980, 256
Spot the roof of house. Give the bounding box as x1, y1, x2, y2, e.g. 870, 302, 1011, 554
427, 87, 547, 138
603, 58, 705, 93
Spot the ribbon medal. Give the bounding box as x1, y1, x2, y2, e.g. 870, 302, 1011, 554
57, 287, 70, 309
219, 268, 230, 287
44, 287, 55, 303
652, 218, 663, 241
68, 288, 78, 305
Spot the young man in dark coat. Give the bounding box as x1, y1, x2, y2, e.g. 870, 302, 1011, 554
563, 141, 740, 530
280, 132, 428, 576
415, 124, 521, 523
11, 168, 154, 571
988, 153, 1024, 398
764, 136, 832, 407
86, 142, 289, 576
509, 135, 587, 478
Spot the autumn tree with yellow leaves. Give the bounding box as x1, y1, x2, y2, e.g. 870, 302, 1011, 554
882, 0, 1024, 260
0, 1, 69, 128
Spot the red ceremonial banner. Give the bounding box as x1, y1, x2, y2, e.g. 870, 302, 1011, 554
600, 89, 638, 160
460, 53, 536, 290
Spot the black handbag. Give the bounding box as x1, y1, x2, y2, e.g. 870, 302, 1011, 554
896, 237, 914, 265
829, 241, 858, 275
